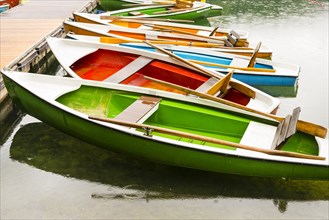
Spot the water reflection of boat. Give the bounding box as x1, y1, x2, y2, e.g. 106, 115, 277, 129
0, 96, 22, 145
10, 122, 329, 201
254, 84, 298, 97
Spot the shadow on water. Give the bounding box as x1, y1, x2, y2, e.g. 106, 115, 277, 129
1, 53, 65, 145
254, 84, 298, 97
10, 122, 329, 208
190, 17, 211, 26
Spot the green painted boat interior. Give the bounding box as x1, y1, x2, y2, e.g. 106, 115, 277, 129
113, 8, 168, 16
279, 132, 319, 156
56, 86, 319, 155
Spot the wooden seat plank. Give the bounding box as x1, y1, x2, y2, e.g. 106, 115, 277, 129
195, 77, 218, 93
115, 96, 162, 123
230, 57, 250, 68
105, 56, 153, 83
230, 30, 240, 39
240, 121, 278, 150
227, 34, 237, 46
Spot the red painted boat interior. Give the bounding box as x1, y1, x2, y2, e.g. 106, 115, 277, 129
70, 49, 250, 106
1, 0, 19, 8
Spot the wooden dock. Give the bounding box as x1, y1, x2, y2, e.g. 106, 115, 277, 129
0, 0, 98, 103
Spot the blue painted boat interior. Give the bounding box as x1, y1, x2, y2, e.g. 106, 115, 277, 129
121, 44, 274, 69
120, 44, 296, 86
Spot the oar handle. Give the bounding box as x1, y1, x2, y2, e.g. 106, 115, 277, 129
286, 119, 327, 139
88, 116, 325, 160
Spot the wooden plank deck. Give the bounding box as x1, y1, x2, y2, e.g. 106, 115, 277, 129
0, 0, 98, 103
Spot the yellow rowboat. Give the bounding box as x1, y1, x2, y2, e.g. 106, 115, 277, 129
64, 20, 273, 58
73, 10, 249, 47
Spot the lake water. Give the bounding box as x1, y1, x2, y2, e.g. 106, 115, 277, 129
1, 0, 328, 219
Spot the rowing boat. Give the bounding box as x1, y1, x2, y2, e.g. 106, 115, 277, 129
100, 0, 175, 11
83, 2, 213, 21
47, 37, 280, 114
66, 34, 298, 87
2, 70, 328, 180
98, 0, 223, 18
64, 20, 250, 49
64, 20, 270, 56
71, 14, 249, 48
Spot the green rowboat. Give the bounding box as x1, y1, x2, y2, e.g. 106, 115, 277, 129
98, 0, 223, 18
2, 70, 328, 180
100, 0, 177, 11
86, 2, 212, 21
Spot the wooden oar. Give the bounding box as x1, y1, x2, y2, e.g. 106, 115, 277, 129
100, 15, 195, 23
144, 41, 256, 99
147, 24, 248, 47
205, 70, 234, 95
122, 3, 175, 7
190, 60, 276, 73
144, 24, 228, 43
152, 0, 175, 2
88, 116, 325, 160
209, 26, 220, 37
99, 36, 253, 50
143, 75, 328, 138
248, 42, 262, 67
100, 36, 225, 48
153, 6, 201, 15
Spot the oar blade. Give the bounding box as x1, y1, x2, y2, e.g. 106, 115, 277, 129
206, 70, 234, 95
248, 41, 262, 67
